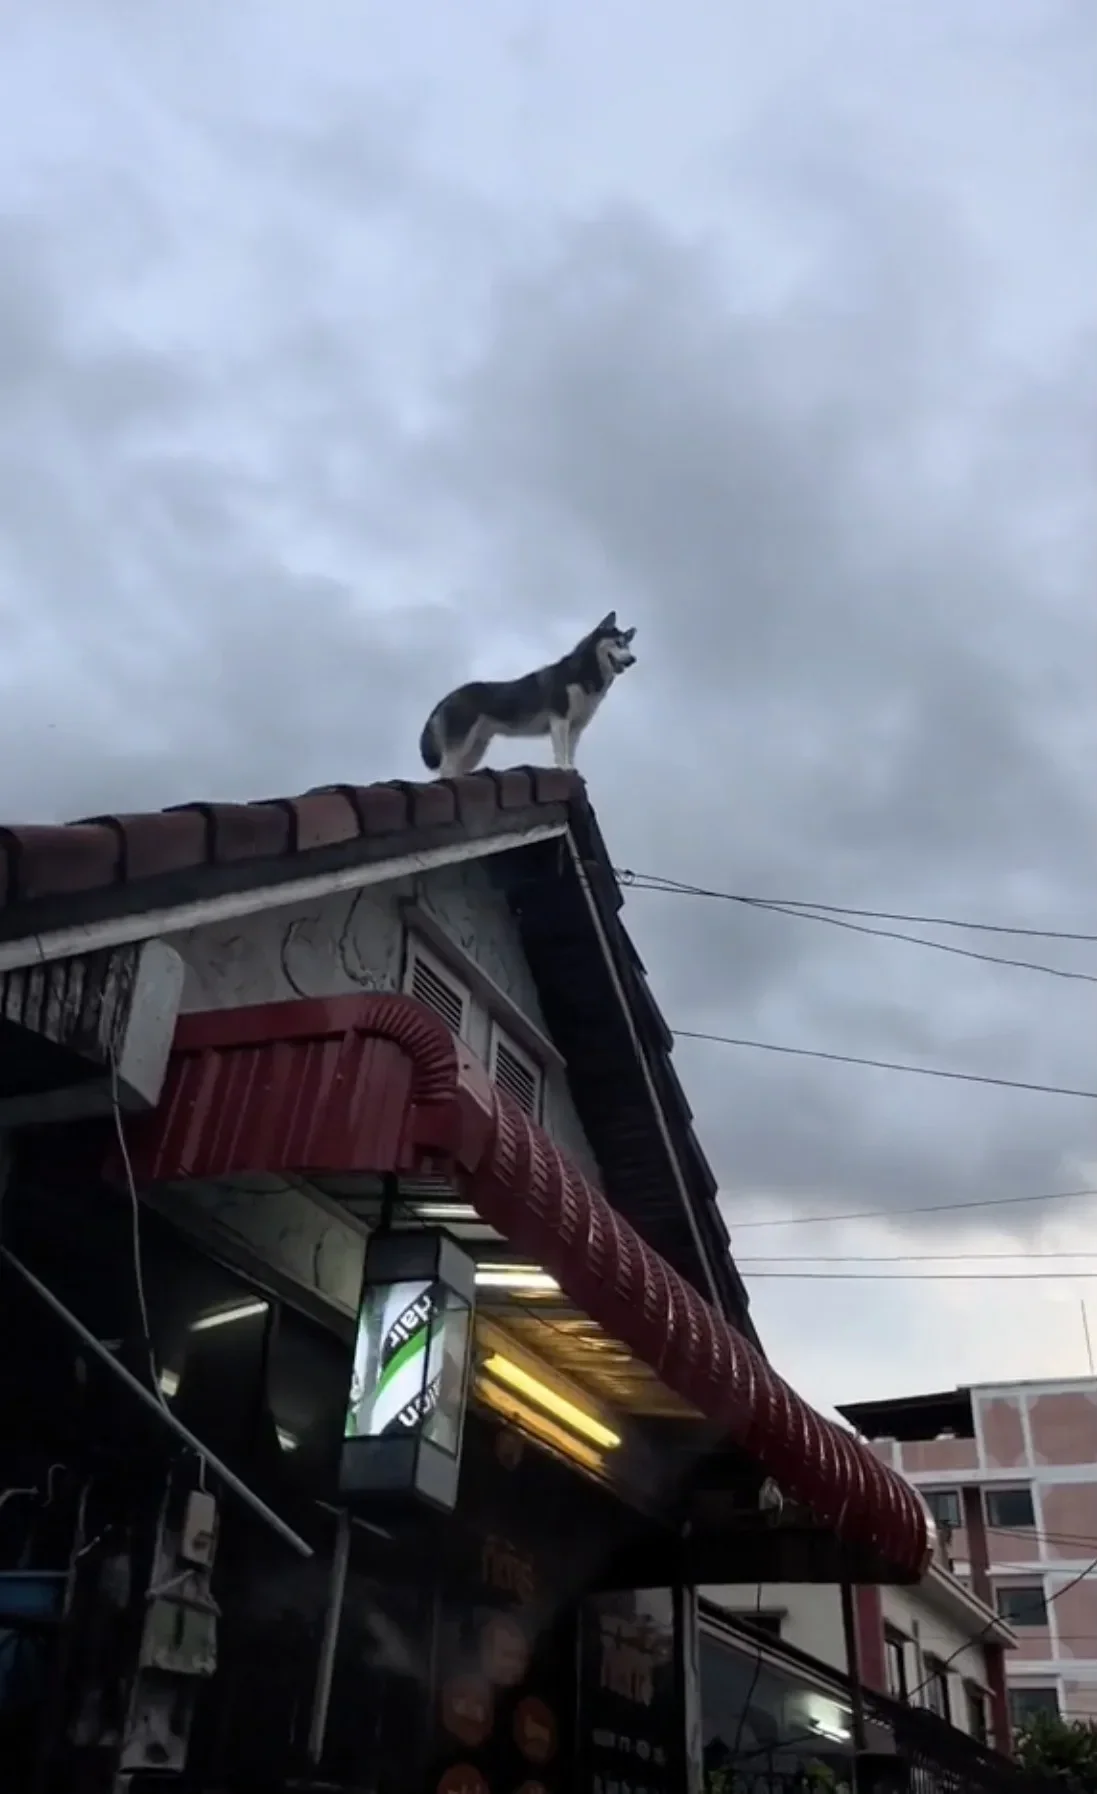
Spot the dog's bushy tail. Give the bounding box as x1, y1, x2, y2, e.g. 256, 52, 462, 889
419, 709, 442, 772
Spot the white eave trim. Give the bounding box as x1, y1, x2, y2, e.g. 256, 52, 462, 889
0, 820, 569, 974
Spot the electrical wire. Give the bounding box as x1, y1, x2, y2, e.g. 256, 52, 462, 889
906, 1556, 1097, 1704
726, 1577, 768, 1768
738, 1251, 1097, 1263
673, 1028, 1097, 1100
741, 1270, 1097, 1281
615, 869, 1097, 944
731, 1186, 1097, 1231
109, 1046, 207, 1490
622, 873, 1097, 987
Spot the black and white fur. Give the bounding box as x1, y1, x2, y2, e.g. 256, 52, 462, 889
419, 612, 637, 778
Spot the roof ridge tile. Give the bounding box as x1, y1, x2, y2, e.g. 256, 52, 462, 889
0, 768, 586, 924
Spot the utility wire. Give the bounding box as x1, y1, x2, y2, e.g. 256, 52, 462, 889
906, 1556, 1097, 1704
673, 1029, 1097, 1100
738, 1251, 1097, 1264
730, 1186, 1097, 1230
743, 1270, 1097, 1282
622, 873, 1097, 986
616, 868, 1097, 944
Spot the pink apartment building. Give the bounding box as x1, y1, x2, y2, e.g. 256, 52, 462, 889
841, 1378, 1097, 1732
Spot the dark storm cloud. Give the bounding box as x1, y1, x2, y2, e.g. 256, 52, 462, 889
1, 0, 1093, 1255
419, 180, 1097, 1230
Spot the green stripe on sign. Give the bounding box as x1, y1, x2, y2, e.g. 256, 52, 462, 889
374, 1325, 428, 1408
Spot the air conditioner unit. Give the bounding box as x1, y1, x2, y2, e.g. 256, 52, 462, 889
0, 940, 184, 1126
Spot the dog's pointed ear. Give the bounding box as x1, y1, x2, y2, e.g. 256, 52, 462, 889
596, 610, 616, 632
622, 626, 636, 643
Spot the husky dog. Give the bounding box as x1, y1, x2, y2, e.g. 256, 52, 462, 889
419, 612, 637, 778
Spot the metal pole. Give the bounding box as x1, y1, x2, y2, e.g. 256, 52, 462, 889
0, 1245, 313, 1560
308, 1508, 352, 1762
839, 1579, 866, 1794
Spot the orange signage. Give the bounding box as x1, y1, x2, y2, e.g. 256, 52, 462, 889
440, 1675, 494, 1749
482, 1612, 530, 1686
513, 1695, 557, 1764
436, 1767, 489, 1794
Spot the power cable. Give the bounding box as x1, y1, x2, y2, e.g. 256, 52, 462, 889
738, 1251, 1097, 1263
673, 1029, 1097, 1100
110, 1047, 207, 1490
906, 1558, 1097, 1704
623, 874, 1097, 986
730, 1186, 1097, 1230
741, 1270, 1097, 1282
615, 869, 1097, 944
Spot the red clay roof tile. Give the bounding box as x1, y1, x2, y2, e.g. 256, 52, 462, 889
0, 769, 582, 936
0, 822, 122, 904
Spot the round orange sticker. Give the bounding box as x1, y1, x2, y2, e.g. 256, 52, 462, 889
440, 1675, 494, 1749
513, 1695, 557, 1763
482, 1612, 530, 1686
436, 1767, 489, 1794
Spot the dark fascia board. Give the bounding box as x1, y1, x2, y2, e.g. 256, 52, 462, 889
838, 1387, 975, 1441
562, 799, 757, 1343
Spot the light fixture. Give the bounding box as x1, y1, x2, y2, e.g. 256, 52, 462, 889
340, 1229, 477, 1514
479, 1354, 621, 1450
810, 1719, 852, 1745
190, 1300, 269, 1333
476, 1375, 604, 1474
475, 1265, 560, 1294
411, 1202, 480, 1223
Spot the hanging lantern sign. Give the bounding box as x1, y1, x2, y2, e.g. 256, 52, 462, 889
340, 1229, 477, 1513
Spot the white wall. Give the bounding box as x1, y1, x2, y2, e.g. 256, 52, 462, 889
704, 1577, 993, 1738
168, 855, 599, 1176
880, 1581, 992, 1726
704, 1584, 844, 1670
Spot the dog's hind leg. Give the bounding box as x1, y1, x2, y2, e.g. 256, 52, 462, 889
549, 714, 572, 770
438, 724, 490, 779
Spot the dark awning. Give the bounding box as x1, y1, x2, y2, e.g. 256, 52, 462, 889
118, 991, 930, 1580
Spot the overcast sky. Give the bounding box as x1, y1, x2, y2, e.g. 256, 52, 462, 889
2, 0, 1095, 1416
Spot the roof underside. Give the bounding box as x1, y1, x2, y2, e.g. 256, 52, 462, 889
116, 991, 931, 1580
0, 766, 752, 1339
839, 1387, 976, 1441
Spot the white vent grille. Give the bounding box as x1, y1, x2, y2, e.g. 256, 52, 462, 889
405, 942, 467, 1038
489, 1027, 543, 1120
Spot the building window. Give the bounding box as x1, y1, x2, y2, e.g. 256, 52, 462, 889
985, 1486, 1035, 1530
488, 1023, 543, 1121
731, 1611, 783, 1639
404, 940, 469, 1040
996, 1585, 1048, 1628
884, 1628, 909, 1702
1009, 1686, 1060, 1729
923, 1656, 951, 1723
964, 1682, 989, 1745
923, 1488, 962, 1532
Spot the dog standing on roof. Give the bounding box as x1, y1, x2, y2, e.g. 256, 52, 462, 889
418, 612, 637, 778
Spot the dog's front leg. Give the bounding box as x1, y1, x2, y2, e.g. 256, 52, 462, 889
549, 715, 571, 770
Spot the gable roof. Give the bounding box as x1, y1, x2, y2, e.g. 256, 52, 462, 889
0, 766, 754, 1340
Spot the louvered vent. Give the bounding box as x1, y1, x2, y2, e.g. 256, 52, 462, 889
408, 948, 466, 1037
491, 1032, 542, 1119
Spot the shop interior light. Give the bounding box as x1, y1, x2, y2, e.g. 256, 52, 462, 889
411, 1202, 480, 1223
190, 1300, 269, 1333
810, 1719, 852, 1744
475, 1265, 560, 1294
480, 1353, 621, 1450
476, 1376, 604, 1475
